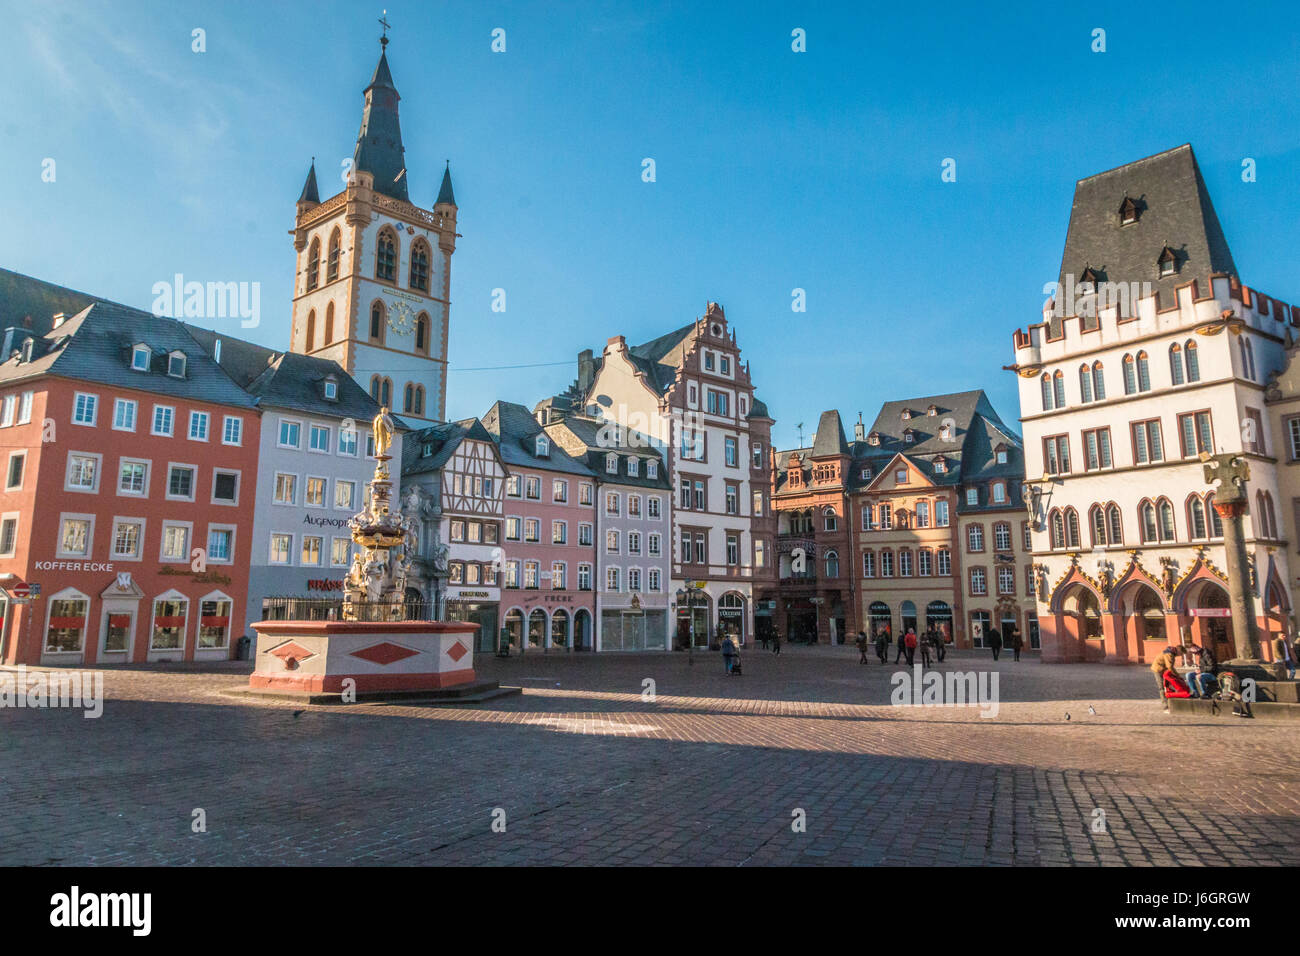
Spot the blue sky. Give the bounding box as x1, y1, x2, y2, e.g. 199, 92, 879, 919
3, 0, 1299, 448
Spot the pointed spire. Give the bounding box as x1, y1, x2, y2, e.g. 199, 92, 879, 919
298, 158, 320, 205
436, 161, 456, 207
352, 37, 409, 202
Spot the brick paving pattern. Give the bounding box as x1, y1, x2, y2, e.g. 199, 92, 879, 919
3, 645, 1298, 865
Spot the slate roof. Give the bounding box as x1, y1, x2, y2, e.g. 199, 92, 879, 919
626, 322, 698, 394
811, 409, 849, 457
436, 163, 456, 206
1055, 144, 1237, 315
773, 391, 1023, 496
0, 276, 256, 407
543, 415, 670, 490
481, 400, 596, 477
353, 47, 409, 203
298, 161, 320, 204
0, 267, 121, 336
401, 417, 498, 477
186, 325, 385, 424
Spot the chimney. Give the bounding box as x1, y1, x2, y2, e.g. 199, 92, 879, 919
213, 339, 222, 364
52, 312, 65, 329
853, 413, 865, 442
578, 349, 595, 392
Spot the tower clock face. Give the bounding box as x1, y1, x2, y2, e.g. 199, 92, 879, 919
387, 298, 415, 335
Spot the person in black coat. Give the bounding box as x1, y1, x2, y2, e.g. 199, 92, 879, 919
988, 626, 1003, 661
874, 628, 888, 663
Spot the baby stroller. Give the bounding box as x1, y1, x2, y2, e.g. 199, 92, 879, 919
1213, 670, 1252, 718
730, 651, 742, 676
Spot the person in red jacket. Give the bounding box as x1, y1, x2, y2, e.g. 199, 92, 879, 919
904, 628, 918, 667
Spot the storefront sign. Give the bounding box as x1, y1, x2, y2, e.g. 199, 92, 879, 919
35, 561, 114, 572
453, 590, 493, 599
307, 579, 345, 591
542, 594, 577, 604
302, 514, 351, 528
1191, 608, 1232, 618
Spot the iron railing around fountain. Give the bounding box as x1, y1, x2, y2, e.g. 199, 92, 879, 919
260, 597, 436, 623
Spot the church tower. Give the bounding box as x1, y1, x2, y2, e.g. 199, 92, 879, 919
290, 31, 458, 423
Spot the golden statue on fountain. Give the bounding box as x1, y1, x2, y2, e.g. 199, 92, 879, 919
343, 406, 413, 621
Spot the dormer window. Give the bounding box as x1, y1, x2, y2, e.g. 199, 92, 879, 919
934, 457, 947, 474
1119, 196, 1140, 225
926, 405, 937, 417
860, 467, 872, 481
703, 351, 715, 371
903, 428, 914, 443
627, 458, 639, 477
1079, 266, 1098, 289
995, 445, 1008, 465
323, 378, 338, 401
535, 435, 550, 457
939, 422, 953, 442
167, 351, 187, 379
647, 460, 658, 479
131, 345, 151, 371
901, 408, 912, 420
606, 453, 618, 474
422, 443, 433, 458
868, 431, 881, 446
20, 339, 34, 364
1157, 246, 1177, 277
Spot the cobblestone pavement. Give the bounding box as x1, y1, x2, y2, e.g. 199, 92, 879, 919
3, 645, 1298, 866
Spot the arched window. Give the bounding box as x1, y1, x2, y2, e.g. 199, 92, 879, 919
1169, 343, 1184, 385
1092, 361, 1106, 400
369, 375, 381, 402
404, 383, 415, 413
1040, 374, 1053, 412
1245, 338, 1257, 380
1140, 500, 1158, 543
306, 238, 320, 291
1053, 370, 1066, 408
1207, 494, 1223, 538
1079, 364, 1093, 403
305, 310, 316, 352
1064, 507, 1080, 548
369, 301, 385, 342
1123, 354, 1137, 394
823, 506, 838, 532
324, 302, 335, 344
409, 240, 430, 292
1187, 495, 1207, 539
415, 313, 429, 354
1049, 509, 1065, 550
1158, 498, 1176, 541
825, 550, 840, 579
1089, 504, 1107, 546
1136, 350, 1151, 392
326, 228, 341, 281
414, 385, 425, 415
1184, 340, 1200, 382
1106, 503, 1123, 546
376, 228, 398, 281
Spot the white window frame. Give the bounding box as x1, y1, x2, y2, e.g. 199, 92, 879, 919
211, 468, 240, 506
72, 391, 98, 427
278, 417, 303, 449
188, 410, 210, 442
56, 512, 96, 559
165, 462, 198, 502
273, 472, 299, 506
269, 533, 294, 565
4, 450, 24, 492
64, 451, 103, 494
113, 398, 137, 432
117, 457, 150, 497
110, 516, 146, 562
0, 511, 19, 558
222, 415, 243, 446
152, 404, 175, 437
308, 423, 331, 454
159, 521, 193, 563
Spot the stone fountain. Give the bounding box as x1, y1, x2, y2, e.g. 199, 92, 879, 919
246, 408, 489, 701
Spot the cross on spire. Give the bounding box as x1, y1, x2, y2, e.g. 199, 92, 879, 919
379, 10, 391, 48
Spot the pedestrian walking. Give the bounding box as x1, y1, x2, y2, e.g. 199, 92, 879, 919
856, 630, 869, 664
721, 634, 736, 674
894, 626, 907, 664
772, 631, 781, 655
874, 628, 888, 663
904, 628, 918, 667
935, 627, 946, 662
918, 629, 932, 668
1009, 625, 1023, 662
988, 626, 1003, 661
